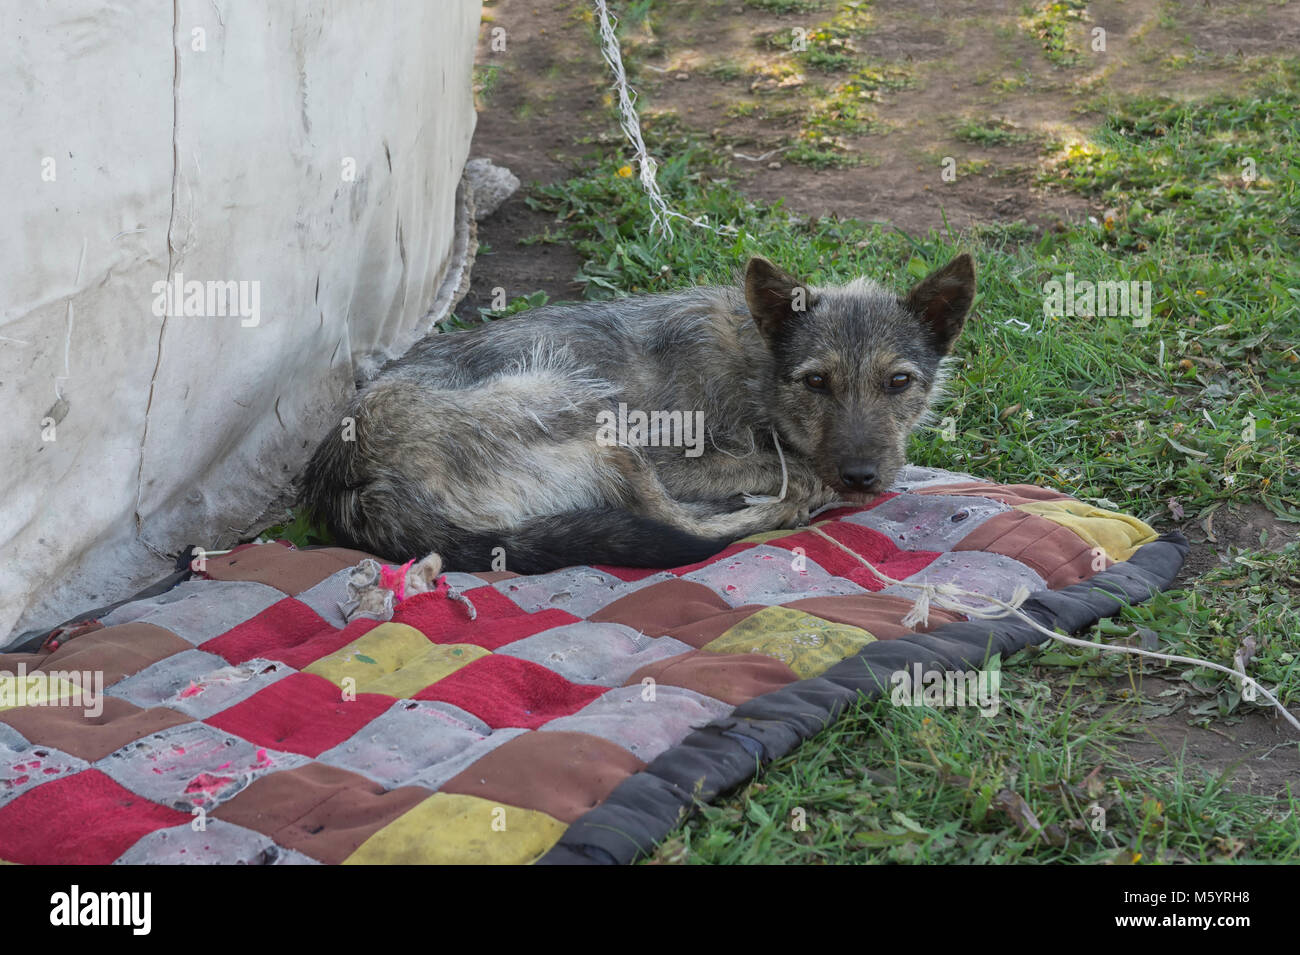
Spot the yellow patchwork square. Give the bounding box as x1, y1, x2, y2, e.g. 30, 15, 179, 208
1017, 500, 1157, 562
703, 606, 875, 678
343, 792, 567, 865
0, 674, 87, 712
304, 621, 488, 697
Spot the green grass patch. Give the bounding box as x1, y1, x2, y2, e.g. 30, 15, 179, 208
257, 509, 334, 548
801, 44, 860, 73
520, 58, 1300, 861
955, 117, 1037, 147
705, 59, 747, 82
653, 681, 1298, 863
1046, 63, 1300, 260
1022, 0, 1091, 67
747, 0, 827, 12
472, 63, 504, 108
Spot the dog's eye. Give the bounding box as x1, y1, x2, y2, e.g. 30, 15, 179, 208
888, 373, 911, 391
804, 372, 829, 392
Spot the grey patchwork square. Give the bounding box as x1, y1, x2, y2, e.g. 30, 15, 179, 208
94, 722, 308, 811
442, 572, 494, 592
882, 551, 1047, 614
99, 579, 286, 645
540, 684, 732, 761
0, 722, 29, 750
846, 493, 1008, 552
0, 741, 87, 809
888, 465, 981, 492
404, 727, 530, 792
294, 568, 354, 629
107, 651, 292, 720
683, 544, 867, 607
112, 819, 317, 865
495, 622, 693, 687
317, 699, 507, 789
494, 566, 673, 617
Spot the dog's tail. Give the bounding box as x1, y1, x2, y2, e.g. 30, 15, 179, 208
297, 418, 416, 561
440, 509, 734, 575
300, 431, 732, 573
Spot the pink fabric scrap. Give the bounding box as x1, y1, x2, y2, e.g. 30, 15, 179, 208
378, 559, 416, 601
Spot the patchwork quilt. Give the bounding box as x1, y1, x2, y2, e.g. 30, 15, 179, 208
0, 466, 1186, 864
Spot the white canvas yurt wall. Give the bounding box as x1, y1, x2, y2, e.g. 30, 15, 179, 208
0, 1, 483, 645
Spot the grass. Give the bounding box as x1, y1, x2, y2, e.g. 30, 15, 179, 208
261, 3, 1300, 863
1022, 0, 1092, 67
1046, 66, 1300, 258
747, 0, 827, 12
515, 51, 1300, 861
654, 680, 1300, 864
955, 117, 1037, 147
744, 3, 906, 167
472, 63, 504, 109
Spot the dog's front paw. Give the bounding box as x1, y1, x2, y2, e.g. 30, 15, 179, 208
769, 498, 810, 529
805, 483, 840, 514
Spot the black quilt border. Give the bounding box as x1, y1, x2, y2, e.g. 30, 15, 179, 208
536, 531, 1190, 865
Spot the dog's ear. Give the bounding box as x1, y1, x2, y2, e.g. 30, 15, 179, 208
745, 257, 812, 338
905, 253, 976, 354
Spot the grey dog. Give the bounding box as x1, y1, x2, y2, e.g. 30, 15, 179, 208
300, 253, 975, 574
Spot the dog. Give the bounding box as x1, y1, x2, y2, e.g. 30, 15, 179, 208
299, 253, 975, 575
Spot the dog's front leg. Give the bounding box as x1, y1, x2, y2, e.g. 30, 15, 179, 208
653, 443, 831, 506
611, 446, 832, 541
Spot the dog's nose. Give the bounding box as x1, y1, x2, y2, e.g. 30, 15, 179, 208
839, 462, 878, 490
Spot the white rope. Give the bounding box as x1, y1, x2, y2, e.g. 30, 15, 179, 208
806, 524, 1300, 734
592, 1, 738, 241
743, 428, 789, 504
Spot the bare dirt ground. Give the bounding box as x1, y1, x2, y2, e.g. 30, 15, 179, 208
466, 0, 1300, 259
461, 0, 1300, 799
1112, 676, 1296, 799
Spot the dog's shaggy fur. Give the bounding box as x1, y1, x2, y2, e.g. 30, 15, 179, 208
300, 254, 976, 574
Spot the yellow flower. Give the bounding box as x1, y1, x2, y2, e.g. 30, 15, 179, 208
617, 165, 634, 178
1195, 289, 1206, 296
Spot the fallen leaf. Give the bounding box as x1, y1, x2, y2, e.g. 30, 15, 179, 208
992, 789, 1043, 836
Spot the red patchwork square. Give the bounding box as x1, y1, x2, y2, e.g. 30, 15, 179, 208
0, 770, 190, 865
204, 673, 392, 758
274, 617, 382, 670
394, 587, 580, 651
413, 655, 605, 729
202, 597, 333, 664
815, 492, 897, 524
766, 523, 939, 591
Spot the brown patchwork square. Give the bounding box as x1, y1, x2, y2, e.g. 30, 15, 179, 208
202, 543, 377, 596
784, 594, 964, 639
439, 731, 645, 823
0, 696, 193, 762
212, 761, 432, 864
589, 579, 746, 642
626, 650, 799, 706
954, 510, 1104, 588
30, 622, 191, 687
